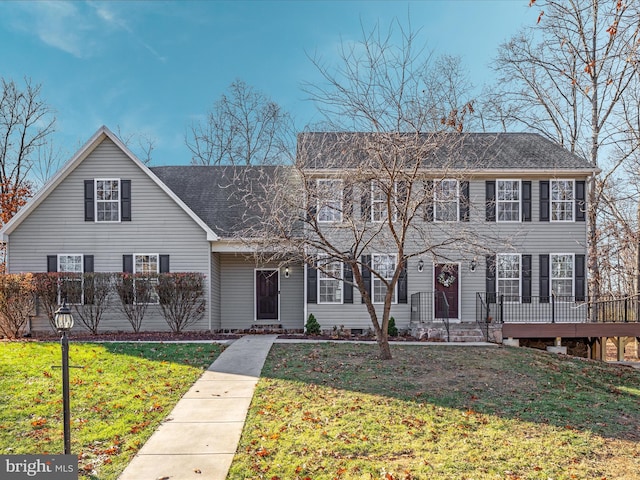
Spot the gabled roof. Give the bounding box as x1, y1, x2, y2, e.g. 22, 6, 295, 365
151, 165, 281, 238
0, 126, 219, 241
297, 132, 598, 173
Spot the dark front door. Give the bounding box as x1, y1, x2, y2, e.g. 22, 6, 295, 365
434, 263, 459, 320
256, 270, 279, 320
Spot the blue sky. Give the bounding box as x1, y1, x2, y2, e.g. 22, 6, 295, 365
0, 1, 537, 167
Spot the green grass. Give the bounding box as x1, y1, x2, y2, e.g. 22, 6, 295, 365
229, 343, 640, 480
0, 341, 224, 479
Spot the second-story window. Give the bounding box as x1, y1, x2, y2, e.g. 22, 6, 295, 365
96, 179, 120, 222
317, 179, 343, 222
497, 180, 521, 222
551, 180, 574, 222
434, 179, 458, 222
371, 182, 397, 222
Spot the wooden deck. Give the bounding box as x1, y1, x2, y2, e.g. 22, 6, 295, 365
502, 322, 640, 339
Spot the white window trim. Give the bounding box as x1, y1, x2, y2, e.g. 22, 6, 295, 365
57, 254, 84, 305
371, 181, 397, 223
316, 179, 343, 223
497, 253, 521, 303
133, 253, 160, 304
550, 179, 575, 223
434, 179, 459, 223
550, 253, 575, 298
372, 253, 398, 304
496, 179, 521, 223
95, 178, 121, 223
317, 255, 344, 304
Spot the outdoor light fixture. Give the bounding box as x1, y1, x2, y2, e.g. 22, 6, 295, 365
54, 300, 74, 455
284, 266, 290, 278
417, 259, 424, 272
469, 258, 477, 272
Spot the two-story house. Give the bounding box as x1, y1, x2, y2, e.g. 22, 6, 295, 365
0, 127, 596, 335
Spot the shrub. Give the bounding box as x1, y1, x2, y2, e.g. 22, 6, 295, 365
388, 316, 398, 337
0, 274, 36, 338
72, 273, 113, 334
114, 273, 155, 333
157, 273, 206, 333
32, 273, 63, 332
305, 313, 321, 335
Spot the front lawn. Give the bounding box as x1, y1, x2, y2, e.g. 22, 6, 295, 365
229, 343, 640, 480
0, 341, 224, 479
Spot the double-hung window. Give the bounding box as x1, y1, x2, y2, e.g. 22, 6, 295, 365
551, 180, 574, 222
372, 253, 397, 304
58, 254, 83, 304
434, 179, 458, 222
134, 254, 160, 304
317, 256, 343, 304
551, 254, 573, 298
96, 179, 121, 222
317, 179, 343, 223
497, 254, 520, 301
371, 182, 397, 222
497, 180, 520, 222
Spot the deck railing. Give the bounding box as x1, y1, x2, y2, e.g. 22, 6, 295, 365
475, 293, 640, 324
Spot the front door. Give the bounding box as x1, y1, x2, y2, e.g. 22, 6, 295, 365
434, 263, 459, 320
256, 270, 279, 321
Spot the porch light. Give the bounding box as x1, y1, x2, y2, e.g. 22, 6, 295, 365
469, 258, 477, 272
284, 266, 290, 278
417, 259, 424, 272
54, 301, 74, 331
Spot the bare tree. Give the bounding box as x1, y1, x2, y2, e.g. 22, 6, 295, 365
115, 126, 156, 165
241, 21, 498, 360
486, 0, 640, 296
186, 79, 295, 165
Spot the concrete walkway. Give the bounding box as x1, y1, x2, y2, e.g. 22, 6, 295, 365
118, 335, 277, 480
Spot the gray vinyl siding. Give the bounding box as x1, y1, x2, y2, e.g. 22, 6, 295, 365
219, 254, 304, 330
307, 177, 589, 329
7, 138, 211, 333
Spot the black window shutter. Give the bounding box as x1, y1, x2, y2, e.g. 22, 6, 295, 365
84, 180, 94, 221
361, 255, 371, 303
306, 180, 317, 222
360, 182, 371, 221
486, 181, 496, 222
83, 255, 94, 273
486, 255, 496, 303
539, 254, 550, 303
307, 261, 317, 304
424, 180, 434, 221
123, 255, 133, 273
460, 181, 470, 222
343, 183, 353, 219
540, 181, 550, 222
522, 181, 532, 222
575, 254, 586, 301
47, 255, 57, 273
575, 180, 586, 222
398, 259, 408, 304
121, 180, 132, 221
159, 255, 170, 273
522, 254, 532, 303
343, 262, 353, 304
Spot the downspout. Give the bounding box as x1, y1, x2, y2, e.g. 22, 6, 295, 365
208, 242, 212, 331
303, 256, 308, 331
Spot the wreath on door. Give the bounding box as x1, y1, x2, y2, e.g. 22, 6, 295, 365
437, 271, 456, 287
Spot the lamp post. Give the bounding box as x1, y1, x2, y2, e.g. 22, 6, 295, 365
54, 300, 74, 455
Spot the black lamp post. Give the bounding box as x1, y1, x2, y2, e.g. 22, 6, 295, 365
54, 300, 74, 455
